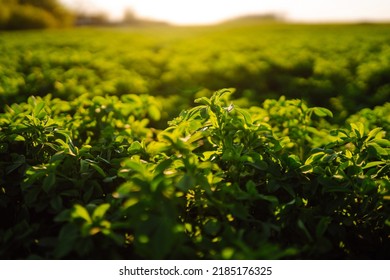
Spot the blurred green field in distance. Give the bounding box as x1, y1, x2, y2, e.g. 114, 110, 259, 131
1, 22, 389, 125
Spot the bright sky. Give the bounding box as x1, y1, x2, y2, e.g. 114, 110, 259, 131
60, 0, 390, 25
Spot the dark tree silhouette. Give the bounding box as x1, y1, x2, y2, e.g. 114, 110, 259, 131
0, 0, 74, 29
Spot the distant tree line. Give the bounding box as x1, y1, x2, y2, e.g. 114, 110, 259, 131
0, 0, 74, 30
0, 1, 169, 30
74, 8, 169, 27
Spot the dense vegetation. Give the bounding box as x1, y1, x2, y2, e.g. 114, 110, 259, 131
1, 24, 390, 123
0, 23, 389, 259
0, 0, 73, 30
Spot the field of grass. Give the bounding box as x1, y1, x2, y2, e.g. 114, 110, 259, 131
0, 22, 389, 259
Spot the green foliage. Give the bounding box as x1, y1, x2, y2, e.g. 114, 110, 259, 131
1, 89, 388, 259
0, 24, 389, 120
0, 0, 73, 30
0, 22, 389, 260
347, 103, 390, 135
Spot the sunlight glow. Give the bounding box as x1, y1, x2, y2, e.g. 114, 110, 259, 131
60, 0, 390, 25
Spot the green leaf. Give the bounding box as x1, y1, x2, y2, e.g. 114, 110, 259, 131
68, 139, 77, 156
154, 159, 173, 174
299, 164, 313, 174
366, 127, 383, 141
23, 187, 40, 206
267, 179, 281, 192
80, 159, 89, 174
311, 107, 333, 118
194, 96, 211, 106
246, 160, 268, 171
33, 101, 45, 118
245, 180, 258, 196
374, 139, 390, 147
128, 141, 143, 154
42, 173, 56, 193
54, 224, 78, 258
148, 105, 161, 121
297, 219, 313, 241
211, 88, 233, 103
229, 203, 249, 220
89, 162, 107, 177
72, 205, 91, 223
27, 96, 37, 107
350, 122, 365, 139
183, 106, 202, 121
362, 161, 385, 169
287, 154, 301, 169
123, 197, 139, 208
6, 154, 26, 174
305, 152, 325, 165
121, 159, 145, 174
177, 174, 195, 191
92, 96, 108, 106
258, 193, 279, 205
146, 141, 170, 154
54, 209, 71, 222
9, 134, 25, 142
367, 143, 388, 157
330, 129, 339, 136
103, 176, 117, 183
92, 203, 110, 220
114, 182, 135, 197
235, 107, 252, 125
204, 218, 221, 236
186, 131, 206, 144
50, 196, 63, 211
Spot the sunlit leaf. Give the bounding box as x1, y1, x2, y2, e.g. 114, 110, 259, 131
311, 107, 333, 118
366, 127, 383, 141
33, 101, 45, 118
367, 143, 388, 157
148, 105, 161, 121
362, 161, 385, 169
235, 107, 252, 125
72, 205, 91, 223
92, 203, 110, 220
350, 122, 365, 139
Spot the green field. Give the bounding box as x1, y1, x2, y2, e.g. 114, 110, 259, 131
2, 23, 390, 120
0, 23, 389, 259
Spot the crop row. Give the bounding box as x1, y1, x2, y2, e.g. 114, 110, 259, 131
1, 24, 390, 124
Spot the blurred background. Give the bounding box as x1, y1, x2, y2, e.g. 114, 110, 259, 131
59, 0, 390, 25
1, 0, 390, 29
